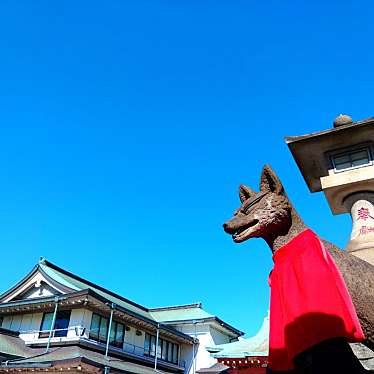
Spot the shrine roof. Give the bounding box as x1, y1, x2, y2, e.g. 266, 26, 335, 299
196, 362, 230, 373
206, 314, 269, 358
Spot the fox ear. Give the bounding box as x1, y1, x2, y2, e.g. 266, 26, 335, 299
239, 184, 255, 203
260, 165, 284, 194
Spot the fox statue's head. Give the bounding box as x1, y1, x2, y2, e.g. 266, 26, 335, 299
223, 165, 300, 248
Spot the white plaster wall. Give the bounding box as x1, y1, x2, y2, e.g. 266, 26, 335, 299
133, 328, 145, 356
169, 322, 236, 374
2, 309, 93, 342
2, 315, 12, 330
124, 326, 135, 353
209, 326, 232, 345
19, 313, 33, 333
179, 343, 194, 374
68, 308, 92, 339
10, 314, 22, 331
193, 330, 216, 373
170, 323, 218, 374
2, 312, 44, 341
20, 312, 43, 341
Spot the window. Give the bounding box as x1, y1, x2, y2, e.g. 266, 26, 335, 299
331, 147, 372, 172
144, 333, 179, 364
161, 340, 167, 361
144, 332, 150, 354
167, 342, 173, 361
90, 313, 101, 341
150, 335, 156, 357
99, 317, 108, 343
114, 322, 124, 348
39, 310, 71, 338
172, 343, 178, 364
89, 313, 125, 349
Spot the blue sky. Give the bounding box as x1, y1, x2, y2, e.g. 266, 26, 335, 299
0, 1, 373, 336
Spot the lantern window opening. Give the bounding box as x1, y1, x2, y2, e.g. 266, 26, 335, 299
329, 144, 373, 174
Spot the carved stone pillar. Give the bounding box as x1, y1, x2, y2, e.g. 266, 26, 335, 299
344, 192, 374, 265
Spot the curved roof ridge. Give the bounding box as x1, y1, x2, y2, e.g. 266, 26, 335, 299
39, 258, 150, 313
0, 264, 39, 302
149, 302, 202, 311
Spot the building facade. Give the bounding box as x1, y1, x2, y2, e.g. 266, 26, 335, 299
0, 258, 243, 374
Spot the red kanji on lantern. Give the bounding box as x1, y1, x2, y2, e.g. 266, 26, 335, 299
357, 207, 374, 221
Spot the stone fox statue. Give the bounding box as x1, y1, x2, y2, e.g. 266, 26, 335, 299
223, 165, 374, 373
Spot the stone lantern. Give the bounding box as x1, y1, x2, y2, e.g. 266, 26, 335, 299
285, 115, 374, 265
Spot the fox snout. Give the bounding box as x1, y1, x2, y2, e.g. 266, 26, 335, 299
223, 221, 233, 234
223, 217, 242, 234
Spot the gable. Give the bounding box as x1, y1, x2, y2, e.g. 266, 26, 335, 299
1, 259, 154, 321
12, 281, 61, 300
0, 267, 74, 304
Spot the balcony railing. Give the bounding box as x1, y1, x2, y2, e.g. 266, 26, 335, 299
20, 326, 84, 340
19, 326, 186, 368
36, 326, 85, 338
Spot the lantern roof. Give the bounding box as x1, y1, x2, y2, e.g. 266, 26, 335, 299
285, 117, 374, 193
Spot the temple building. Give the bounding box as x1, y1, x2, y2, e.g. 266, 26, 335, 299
0, 258, 243, 374
197, 315, 269, 374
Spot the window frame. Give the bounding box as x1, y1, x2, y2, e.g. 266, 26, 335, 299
143, 332, 179, 364
89, 313, 125, 349
39, 310, 71, 338
329, 144, 373, 173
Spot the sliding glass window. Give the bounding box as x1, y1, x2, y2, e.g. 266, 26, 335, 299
39, 310, 71, 338
144, 332, 179, 364
89, 313, 125, 349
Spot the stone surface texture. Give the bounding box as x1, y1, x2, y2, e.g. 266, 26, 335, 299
223, 165, 374, 372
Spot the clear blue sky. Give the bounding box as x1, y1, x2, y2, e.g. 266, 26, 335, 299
0, 1, 372, 336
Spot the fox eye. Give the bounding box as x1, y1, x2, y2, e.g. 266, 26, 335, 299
234, 208, 241, 216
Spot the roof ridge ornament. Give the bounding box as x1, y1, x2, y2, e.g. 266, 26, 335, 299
333, 114, 353, 128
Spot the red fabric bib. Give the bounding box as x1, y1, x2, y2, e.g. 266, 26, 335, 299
268, 229, 364, 371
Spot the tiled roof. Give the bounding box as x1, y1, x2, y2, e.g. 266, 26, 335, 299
196, 362, 229, 373
0, 346, 168, 374
150, 303, 214, 322
0, 329, 40, 358
150, 304, 243, 337
39, 259, 153, 320
207, 314, 269, 358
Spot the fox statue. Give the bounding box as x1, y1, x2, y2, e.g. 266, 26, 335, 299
223, 165, 374, 374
